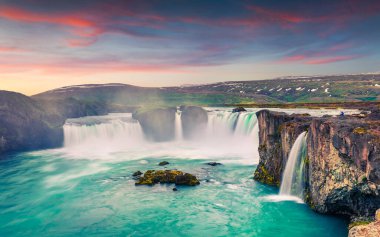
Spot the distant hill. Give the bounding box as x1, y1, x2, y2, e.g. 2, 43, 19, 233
0, 90, 62, 153
175, 73, 380, 103
33, 74, 380, 107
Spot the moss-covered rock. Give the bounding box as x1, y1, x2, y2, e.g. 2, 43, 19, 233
135, 170, 200, 186
253, 164, 279, 186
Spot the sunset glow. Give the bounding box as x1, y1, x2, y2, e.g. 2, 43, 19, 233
1, 0, 380, 95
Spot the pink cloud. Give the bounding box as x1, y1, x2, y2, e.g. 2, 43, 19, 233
305, 55, 361, 64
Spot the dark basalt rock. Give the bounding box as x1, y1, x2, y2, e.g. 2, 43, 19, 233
158, 161, 169, 166
132, 107, 176, 142
253, 109, 380, 222
132, 171, 143, 177
307, 117, 380, 219
173, 187, 178, 191
135, 170, 200, 186
180, 106, 208, 139
0, 90, 64, 154
232, 107, 247, 113
206, 162, 222, 166
253, 110, 312, 186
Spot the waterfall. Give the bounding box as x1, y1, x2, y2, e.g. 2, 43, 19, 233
61, 109, 260, 162
63, 114, 144, 151
206, 110, 258, 137
175, 109, 183, 140
279, 131, 307, 198
234, 112, 258, 136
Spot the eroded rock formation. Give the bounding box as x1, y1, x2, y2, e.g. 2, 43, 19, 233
254, 109, 380, 225
132, 107, 176, 142
253, 110, 312, 186
180, 105, 208, 139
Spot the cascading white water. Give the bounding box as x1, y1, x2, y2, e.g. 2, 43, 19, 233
206, 110, 258, 137
61, 109, 260, 163
175, 110, 183, 140
63, 114, 144, 156
279, 131, 307, 198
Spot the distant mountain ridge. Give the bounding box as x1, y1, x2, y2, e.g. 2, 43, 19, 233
34, 73, 380, 105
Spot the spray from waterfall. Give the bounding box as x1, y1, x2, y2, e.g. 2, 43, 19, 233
279, 131, 307, 199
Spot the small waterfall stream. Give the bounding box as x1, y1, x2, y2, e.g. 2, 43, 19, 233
279, 131, 307, 199
175, 109, 183, 140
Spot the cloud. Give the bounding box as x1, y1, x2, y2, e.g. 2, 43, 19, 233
305, 55, 361, 64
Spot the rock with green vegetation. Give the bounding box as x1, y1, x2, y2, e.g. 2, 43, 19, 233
254, 110, 380, 223
348, 214, 380, 237
135, 170, 200, 186
253, 110, 311, 186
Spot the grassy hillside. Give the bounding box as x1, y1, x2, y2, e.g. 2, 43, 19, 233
32, 74, 380, 111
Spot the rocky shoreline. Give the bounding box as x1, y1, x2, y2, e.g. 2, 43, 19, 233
253, 109, 380, 234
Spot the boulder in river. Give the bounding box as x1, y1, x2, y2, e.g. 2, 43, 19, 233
158, 161, 170, 166
135, 170, 200, 186
206, 162, 222, 166
232, 107, 247, 113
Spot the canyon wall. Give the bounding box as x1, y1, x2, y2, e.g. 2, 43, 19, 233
254, 109, 380, 222
253, 110, 312, 186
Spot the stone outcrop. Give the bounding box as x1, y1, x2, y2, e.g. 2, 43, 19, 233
135, 170, 200, 186
253, 110, 312, 186
254, 109, 380, 227
349, 209, 380, 237
132, 107, 176, 142
180, 106, 208, 139
0, 91, 63, 153
307, 117, 380, 219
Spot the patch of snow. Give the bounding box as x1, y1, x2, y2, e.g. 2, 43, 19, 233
286, 88, 292, 91
311, 88, 318, 92
325, 88, 329, 93
277, 88, 283, 92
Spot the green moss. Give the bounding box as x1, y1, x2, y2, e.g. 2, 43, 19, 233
253, 165, 279, 186
304, 190, 315, 209
353, 127, 367, 135
135, 170, 199, 186
304, 156, 309, 166
348, 221, 371, 229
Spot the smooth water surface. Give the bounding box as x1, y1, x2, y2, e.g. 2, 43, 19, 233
0, 151, 347, 237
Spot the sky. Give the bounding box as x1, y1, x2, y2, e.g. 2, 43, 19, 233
0, 0, 380, 95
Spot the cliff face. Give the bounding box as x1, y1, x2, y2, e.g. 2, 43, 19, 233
0, 91, 63, 153
253, 110, 311, 186
133, 107, 177, 142
180, 106, 208, 139
307, 118, 380, 219
254, 109, 380, 221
